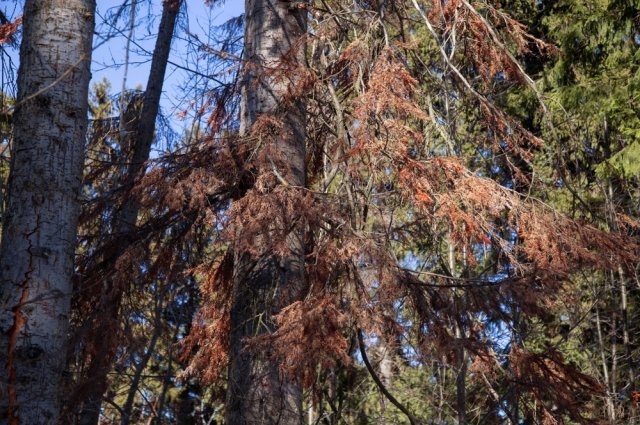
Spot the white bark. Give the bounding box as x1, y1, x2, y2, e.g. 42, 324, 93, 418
0, 1, 95, 424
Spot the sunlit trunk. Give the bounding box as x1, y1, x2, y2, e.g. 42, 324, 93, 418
0, 1, 95, 423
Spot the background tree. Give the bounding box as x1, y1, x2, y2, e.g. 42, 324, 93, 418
501, 0, 640, 422
70, 2, 183, 424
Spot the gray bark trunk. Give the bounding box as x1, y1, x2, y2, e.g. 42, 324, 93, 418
0, 1, 95, 424
225, 1, 307, 424
76, 2, 181, 424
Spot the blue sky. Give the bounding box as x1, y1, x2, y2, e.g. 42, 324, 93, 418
2, 1, 244, 141
92, 1, 243, 90
91, 0, 244, 134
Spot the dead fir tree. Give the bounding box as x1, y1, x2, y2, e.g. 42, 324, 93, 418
223, 0, 308, 424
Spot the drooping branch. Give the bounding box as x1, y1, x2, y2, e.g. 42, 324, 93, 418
357, 329, 420, 425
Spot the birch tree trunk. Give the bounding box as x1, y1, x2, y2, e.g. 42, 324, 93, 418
0, 1, 95, 424
76, 2, 181, 424
225, 1, 307, 424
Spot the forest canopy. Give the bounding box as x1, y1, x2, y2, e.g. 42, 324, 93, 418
0, 1, 638, 425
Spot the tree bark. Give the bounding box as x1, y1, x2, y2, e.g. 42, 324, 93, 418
225, 1, 307, 424
0, 1, 95, 424
76, 2, 181, 424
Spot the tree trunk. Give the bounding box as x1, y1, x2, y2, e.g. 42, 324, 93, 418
120, 326, 161, 425
0, 1, 95, 424
225, 1, 307, 424
76, 2, 181, 424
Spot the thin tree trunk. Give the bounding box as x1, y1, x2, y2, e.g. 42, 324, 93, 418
437, 358, 446, 424
225, 1, 307, 424
619, 266, 636, 424
0, 1, 95, 424
455, 324, 467, 425
606, 181, 635, 424
76, 2, 181, 424
307, 398, 316, 425
449, 237, 467, 425
153, 327, 179, 425
596, 305, 616, 422
119, 0, 137, 140
610, 274, 619, 422
120, 327, 161, 425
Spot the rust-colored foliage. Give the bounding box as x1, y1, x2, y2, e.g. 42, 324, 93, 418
181, 253, 233, 385
171, 1, 639, 421
0, 16, 21, 45
510, 347, 607, 424
69, 0, 639, 423
251, 297, 351, 387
